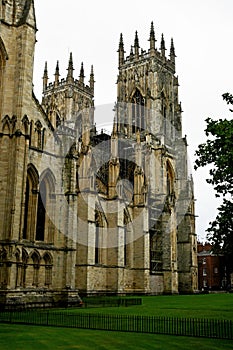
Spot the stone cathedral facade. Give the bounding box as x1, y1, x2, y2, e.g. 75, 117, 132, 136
0, 1, 198, 307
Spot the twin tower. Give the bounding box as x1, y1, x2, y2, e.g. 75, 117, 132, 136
0, 0, 198, 308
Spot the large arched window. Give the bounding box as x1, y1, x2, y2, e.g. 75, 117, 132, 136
36, 170, 55, 243
131, 89, 145, 133
23, 165, 39, 241
36, 179, 46, 241
161, 92, 167, 136
23, 178, 30, 238
166, 161, 174, 196
0, 37, 8, 114
94, 210, 105, 265
95, 211, 101, 265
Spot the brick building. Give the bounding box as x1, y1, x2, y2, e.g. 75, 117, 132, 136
197, 242, 227, 291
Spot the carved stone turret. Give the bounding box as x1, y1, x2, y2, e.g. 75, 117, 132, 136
41, 54, 94, 128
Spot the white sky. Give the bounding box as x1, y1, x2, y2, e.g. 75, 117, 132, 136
33, 0, 233, 241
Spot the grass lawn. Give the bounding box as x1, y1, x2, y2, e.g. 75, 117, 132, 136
0, 324, 233, 350
0, 293, 233, 349
66, 293, 233, 320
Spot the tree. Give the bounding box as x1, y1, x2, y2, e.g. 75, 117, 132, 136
194, 93, 233, 275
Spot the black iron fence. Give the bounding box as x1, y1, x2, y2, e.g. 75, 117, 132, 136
0, 310, 232, 339
82, 297, 142, 308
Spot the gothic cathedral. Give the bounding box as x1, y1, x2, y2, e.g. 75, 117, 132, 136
0, 0, 198, 307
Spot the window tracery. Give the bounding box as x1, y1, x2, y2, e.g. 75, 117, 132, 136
131, 89, 145, 133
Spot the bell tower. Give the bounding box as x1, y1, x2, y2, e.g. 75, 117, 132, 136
41, 54, 95, 139
116, 22, 182, 144
115, 23, 198, 294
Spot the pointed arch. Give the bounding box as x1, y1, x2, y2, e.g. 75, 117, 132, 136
22, 115, 30, 135
35, 120, 43, 148
131, 88, 145, 133
94, 205, 107, 265
36, 169, 56, 242
40, 168, 56, 193
2, 115, 11, 133
42, 252, 53, 287
29, 250, 41, 287
30, 249, 41, 263
22, 248, 29, 263
166, 160, 175, 196
43, 252, 53, 265
21, 248, 29, 287
23, 164, 39, 240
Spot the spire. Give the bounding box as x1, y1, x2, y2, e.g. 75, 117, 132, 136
54, 61, 60, 87
79, 62, 85, 84
134, 31, 140, 59
118, 33, 125, 67
170, 38, 176, 66
43, 61, 48, 92
160, 34, 166, 57
149, 21, 156, 54
66, 52, 74, 83
89, 65, 95, 94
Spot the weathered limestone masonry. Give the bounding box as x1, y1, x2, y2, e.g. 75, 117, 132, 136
0, 1, 198, 308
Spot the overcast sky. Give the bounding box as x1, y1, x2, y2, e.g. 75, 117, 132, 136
33, 0, 233, 241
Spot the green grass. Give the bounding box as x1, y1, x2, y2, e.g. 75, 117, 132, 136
0, 293, 233, 349
0, 324, 233, 350
64, 293, 233, 320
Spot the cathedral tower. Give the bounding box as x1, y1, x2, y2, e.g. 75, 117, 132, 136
115, 23, 198, 294
41, 54, 95, 137
116, 22, 181, 143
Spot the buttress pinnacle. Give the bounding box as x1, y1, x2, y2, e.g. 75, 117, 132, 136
149, 21, 156, 51
54, 61, 60, 86
134, 31, 140, 58
118, 33, 125, 66
160, 34, 166, 57
79, 62, 85, 84
66, 52, 74, 82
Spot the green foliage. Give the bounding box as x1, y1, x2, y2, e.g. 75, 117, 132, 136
194, 93, 233, 271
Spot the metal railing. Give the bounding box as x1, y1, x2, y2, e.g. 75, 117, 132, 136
0, 310, 232, 339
